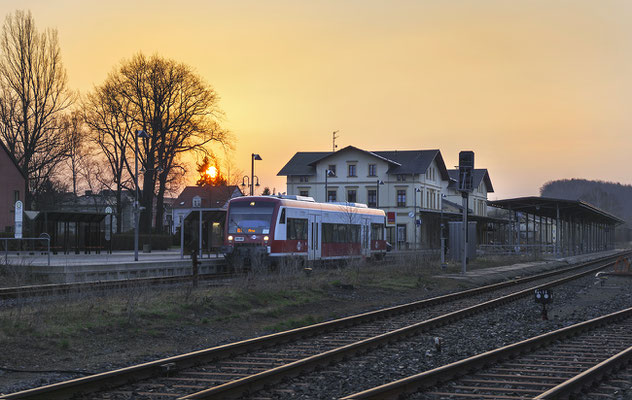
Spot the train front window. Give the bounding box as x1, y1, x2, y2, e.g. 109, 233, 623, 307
228, 202, 275, 234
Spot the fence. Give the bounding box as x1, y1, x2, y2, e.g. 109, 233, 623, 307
1, 235, 51, 266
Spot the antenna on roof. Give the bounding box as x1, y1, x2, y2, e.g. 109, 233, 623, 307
332, 130, 339, 152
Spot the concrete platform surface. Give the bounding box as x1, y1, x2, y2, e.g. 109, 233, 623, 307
441, 249, 625, 285
1, 250, 225, 284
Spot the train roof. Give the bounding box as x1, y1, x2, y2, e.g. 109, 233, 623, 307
228, 196, 386, 217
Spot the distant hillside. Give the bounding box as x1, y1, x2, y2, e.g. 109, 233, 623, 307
540, 179, 631, 225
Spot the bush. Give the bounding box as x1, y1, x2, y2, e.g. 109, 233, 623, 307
111, 234, 172, 250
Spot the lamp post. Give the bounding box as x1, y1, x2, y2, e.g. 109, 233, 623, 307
440, 193, 447, 268
250, 153, 262, 195
375, 179, 384, 209
134, 129, 150, 262
324, 169, 335, 202
414, 188, 421, 250
242, 176, 259, 195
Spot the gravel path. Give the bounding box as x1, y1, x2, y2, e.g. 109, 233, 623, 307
254, 274, 632, 399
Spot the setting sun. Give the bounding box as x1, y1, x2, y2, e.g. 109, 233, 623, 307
206, 165, 218, 179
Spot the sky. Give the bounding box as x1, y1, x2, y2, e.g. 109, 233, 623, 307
1, 0, 631, 199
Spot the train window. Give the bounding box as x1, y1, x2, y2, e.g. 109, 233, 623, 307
287, 218, 308, 240
371, 223, 384, 240
227, 201, 275, 234
279, 208, 286, 224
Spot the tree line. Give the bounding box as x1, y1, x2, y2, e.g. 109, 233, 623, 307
540, 178, 632, 226
0, 10, 233, 234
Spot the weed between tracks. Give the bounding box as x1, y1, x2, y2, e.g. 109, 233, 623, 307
0, 253, 544, 382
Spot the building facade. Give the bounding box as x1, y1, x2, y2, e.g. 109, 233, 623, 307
0, 141, 26, 233
278, 146, 453, 249
445, 169, 494, 216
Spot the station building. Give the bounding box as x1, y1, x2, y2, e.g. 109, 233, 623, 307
278, 145, 495, 249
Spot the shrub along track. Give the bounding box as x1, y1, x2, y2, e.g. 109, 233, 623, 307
0, 252, 627, 400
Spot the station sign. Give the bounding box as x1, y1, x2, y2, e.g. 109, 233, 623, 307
14, 200, 23, 239
386, 212, 396, 226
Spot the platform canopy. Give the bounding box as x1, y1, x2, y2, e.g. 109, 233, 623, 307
488, 197, 623, 225
30, 211, 107, 223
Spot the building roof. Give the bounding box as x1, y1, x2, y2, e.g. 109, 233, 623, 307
0, 139, 26, 180
174, 185, 242, 209
307, 146, 401, 168
488, 196, 623, 225
277, 152, 332, 176
448, 169, 494, 193
373, 149, 449, 179
278, 147, 450, 180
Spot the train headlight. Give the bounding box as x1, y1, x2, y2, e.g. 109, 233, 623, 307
228, 235, 233, 241
263, 236, 269, 242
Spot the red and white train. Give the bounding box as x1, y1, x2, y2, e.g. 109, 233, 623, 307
222, 195, 387, 267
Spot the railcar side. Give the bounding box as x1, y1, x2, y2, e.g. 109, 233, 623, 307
222, 196, 387, 268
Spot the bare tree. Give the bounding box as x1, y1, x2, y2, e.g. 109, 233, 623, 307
0, 10, 73, 208
109, 53, 231, 233
83, 80, 135, 232
59, 110, 87, 196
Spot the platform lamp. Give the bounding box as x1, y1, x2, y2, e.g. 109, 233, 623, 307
324, 169, 335, 202
440, 193, 447, 268
375, 180, 385, 209
134, 129, 150, 262
250, 153, 262, 195
414, 188, 422, 250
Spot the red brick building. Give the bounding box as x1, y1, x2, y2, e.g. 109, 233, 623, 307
0, 141, 26, 233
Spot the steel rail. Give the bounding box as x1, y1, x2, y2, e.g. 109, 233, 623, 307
179, 257, 622, 399
534, 345, 632, 399
341, 308, 632, 399
0, 272, 234, 300
0, 251, 626, 400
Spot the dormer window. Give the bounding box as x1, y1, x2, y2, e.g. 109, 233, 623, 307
192, 195, 201, 208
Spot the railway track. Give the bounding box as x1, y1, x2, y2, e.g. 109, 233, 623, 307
0, 252, 627, 400
343, 305, 632, 400
0, 272, 235, 300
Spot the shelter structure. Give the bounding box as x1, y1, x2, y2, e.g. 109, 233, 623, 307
28, 211, 107, 254
173, 185, 243, 257
488, 197, 622, 256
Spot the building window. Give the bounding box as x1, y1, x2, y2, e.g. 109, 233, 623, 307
347, 189, 357, 203
328, 165, 336, 176
397, 224, 407, 248
192, 196, 201, 207
397, 190, 406, 207
367, 189, 376, 208
348, 164, 357, 177
397, 175, 406, 182
299, 176, 309, 183
328, 190, 337, 202
299, 190, 309, 197
368, 164, 377, 177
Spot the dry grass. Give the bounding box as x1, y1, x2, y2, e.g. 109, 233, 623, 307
0, 253, 541, 343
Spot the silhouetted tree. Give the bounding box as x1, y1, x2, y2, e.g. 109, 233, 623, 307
83, 80, 135, 232
196, 155, 227, 186
0, 10, 74, 209
97, 53, 231, 233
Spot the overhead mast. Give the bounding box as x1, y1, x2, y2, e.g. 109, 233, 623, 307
332, 130, 339, 152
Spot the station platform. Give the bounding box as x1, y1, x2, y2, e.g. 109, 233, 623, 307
2, 250, 225, 284
442, 249, 626, 285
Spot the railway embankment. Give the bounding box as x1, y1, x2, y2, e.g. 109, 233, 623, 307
0, 250, 624, 396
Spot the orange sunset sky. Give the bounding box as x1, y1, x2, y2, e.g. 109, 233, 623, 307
1, 0, 631, 199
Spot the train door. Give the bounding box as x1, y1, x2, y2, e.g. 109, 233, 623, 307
308, 214, 322, 261
362, 217, 371, 256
